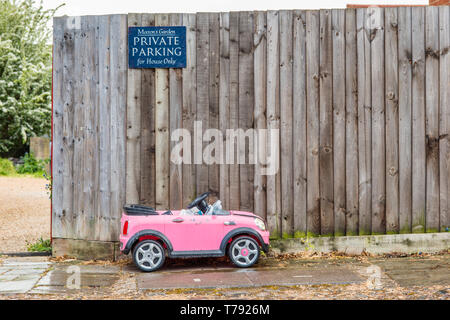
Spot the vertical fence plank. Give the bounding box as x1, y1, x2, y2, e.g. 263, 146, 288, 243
385, 7, 399, 234
425, 6, 440, 233
140, 14, 156, 208
52, 17, 65, 238
306, 10, 321, 236
332, 9, 346, 236
61, 18, 76, 239
109, 14, 128, 240
238, 11, 254, 212
196, 13, 210, 196
228, 12, 240, 210
64, 18, 78, 239
439, 5, 450, 232
266, 11, 281, 236
219, 13, 230, 209
126, 13, 142, 205
169, 13, 183, 210
72, 16, 87, 239
208, 13, 220, 202
370, 7, 386, 235
356, 8, 372, 235
319, 9, 334, 236
155, 14, 170, 209
182, 14, 197, 207
97, 15, 111, 240
253, 11, 267, 220
411, 7, 426, 233
345, 9, 359, 236
398, 7, 412, 233
293, 10, 307, 237
279, 10, 293, 237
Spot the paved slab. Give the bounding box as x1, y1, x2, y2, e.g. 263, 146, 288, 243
137, 266, 364, 290
0, 258, 51, 294
374, 258, 450, 287
30, 264, 120, 294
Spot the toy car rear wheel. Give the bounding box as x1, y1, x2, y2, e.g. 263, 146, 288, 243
133, 240, 165, 272
228, 236, 260, 268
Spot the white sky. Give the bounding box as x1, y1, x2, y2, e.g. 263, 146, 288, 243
41, 0, 428, 17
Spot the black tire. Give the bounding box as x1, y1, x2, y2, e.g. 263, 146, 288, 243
228, 236, 260, 268
132, 240, 165, 272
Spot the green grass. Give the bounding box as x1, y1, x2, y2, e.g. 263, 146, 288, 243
26, 238, 52, 253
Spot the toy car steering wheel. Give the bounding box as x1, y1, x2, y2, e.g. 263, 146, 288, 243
187, 191, 210, 213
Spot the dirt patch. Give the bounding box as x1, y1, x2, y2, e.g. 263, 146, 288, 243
0, 177, 50, 253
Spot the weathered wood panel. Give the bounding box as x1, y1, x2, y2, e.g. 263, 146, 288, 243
425, 6, 440, 233
292, 10, 307, 237
398, 6, 412, 233
238, 11, 254, 212
370, 7, 386, 235
266, 11, 281, 236
126, 13, 142, 205
219, 12, 230, 209
345, 9, 359, 236
208, 13, 220, 203
155, 14, 170, 210
228, 12, 240, 211
306, 10, 321, 236
169, 13, 183, 210
439, 5, 450, 232
319, 9, 334, 236
97, 15, 111, 240
253, 11, 267, 220
196, 13, 210, 196
411, 7, 426, 233
182, 13, 197, 206
109, 14, 128, 240
332, 9, 346, 236
52, 16, 66, 238
385, 7, 399, 234
139, 13, 156, 208
279, 10, 293, 237
356, 8, 372, 235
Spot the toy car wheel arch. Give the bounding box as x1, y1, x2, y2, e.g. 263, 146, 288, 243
132, 240, 165, 272
228, 236, 260, 268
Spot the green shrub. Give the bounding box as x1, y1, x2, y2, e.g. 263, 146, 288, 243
0, 158, 16, 176
16, 152, 47, 176
26, 237, 52, 253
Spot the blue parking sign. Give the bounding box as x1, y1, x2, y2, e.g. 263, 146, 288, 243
128, 26, 186, 68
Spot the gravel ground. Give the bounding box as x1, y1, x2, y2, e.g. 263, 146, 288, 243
0, 177, 50, 253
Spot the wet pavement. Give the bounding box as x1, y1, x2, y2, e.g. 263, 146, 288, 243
136, 266, 363, 290
0, 253, 448, 298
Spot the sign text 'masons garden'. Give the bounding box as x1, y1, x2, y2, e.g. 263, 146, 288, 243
128, 26, 186, 68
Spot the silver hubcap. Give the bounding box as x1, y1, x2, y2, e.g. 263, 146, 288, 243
231, 239, 258, 266
136, 243, 162, 270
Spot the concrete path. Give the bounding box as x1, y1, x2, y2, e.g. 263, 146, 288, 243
136, 266, 363, 290
0, 254, 448, 296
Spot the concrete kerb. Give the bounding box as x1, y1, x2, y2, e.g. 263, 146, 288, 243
270, 233, 450, 255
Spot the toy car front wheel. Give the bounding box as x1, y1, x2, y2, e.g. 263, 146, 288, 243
132, 240, 165, 272
228, 236, 260, 268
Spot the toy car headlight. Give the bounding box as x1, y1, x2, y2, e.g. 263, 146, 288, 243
255, 218, 266, 231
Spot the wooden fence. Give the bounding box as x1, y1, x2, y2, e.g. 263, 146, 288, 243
52, 6, 450, 244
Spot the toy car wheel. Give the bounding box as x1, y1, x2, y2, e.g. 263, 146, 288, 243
228, 236, 260, 268
133, 240, 165, 272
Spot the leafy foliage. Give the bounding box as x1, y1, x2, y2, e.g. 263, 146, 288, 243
26, 237, 52, 252
0, 0, 60, 157
16, 152, 47, 175
0, 157, 15, 175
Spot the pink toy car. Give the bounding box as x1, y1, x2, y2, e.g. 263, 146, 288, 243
119, 192, 270, 272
